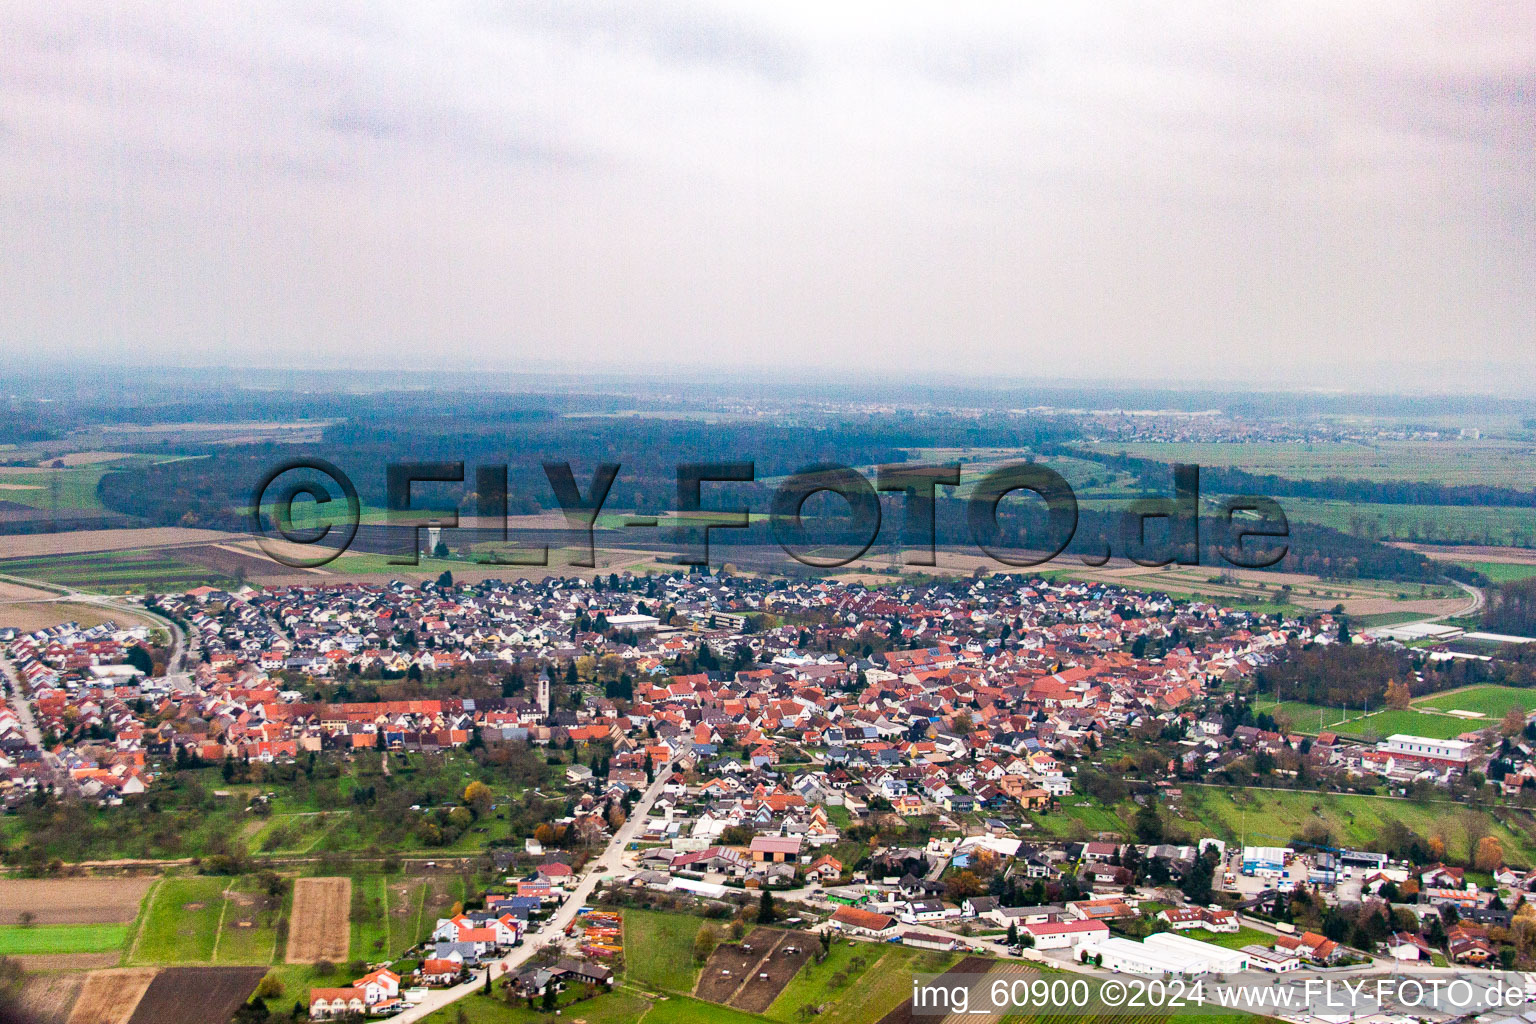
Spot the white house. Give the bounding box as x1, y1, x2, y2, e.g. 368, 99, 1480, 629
1021, 920, 1108, 951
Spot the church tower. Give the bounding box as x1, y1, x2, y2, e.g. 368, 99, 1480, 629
537, 668, 551, 718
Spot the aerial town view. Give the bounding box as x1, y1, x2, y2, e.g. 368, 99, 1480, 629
1, 5, 1534, 1024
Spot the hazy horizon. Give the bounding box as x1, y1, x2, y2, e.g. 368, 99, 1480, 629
3, 2, 1533, 391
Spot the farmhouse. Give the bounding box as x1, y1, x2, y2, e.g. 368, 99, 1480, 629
1021, 920, 1108, 951
751, 836, 802, 863
830, 905, 898, 938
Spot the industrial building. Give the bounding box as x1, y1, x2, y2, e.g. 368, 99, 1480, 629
1241, 846, 1290, 876
1086, 936, 1209, 976
1379, 735, 1473, 765
1144, 932, 1250, 972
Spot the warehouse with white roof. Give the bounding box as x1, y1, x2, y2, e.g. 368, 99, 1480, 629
1086, 936, 1210, 976
1145, 932, 1250, 972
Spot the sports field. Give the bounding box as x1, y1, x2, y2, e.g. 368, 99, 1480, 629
1416, 685, 1536, 718
1257, 696, 1501, 739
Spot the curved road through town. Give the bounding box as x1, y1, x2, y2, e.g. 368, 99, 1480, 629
0, 571, 188, 672
389, 758, 677, 1024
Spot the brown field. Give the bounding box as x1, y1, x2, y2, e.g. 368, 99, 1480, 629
875, 956, 995, 1024
12, 973, 85, 1024
286, 877, 350, 963
728, 931, 812, 1013
1396, 542, 1536, 566
0, 601, 158, 634
0, 528, 239, 560
0, 579, 56, 600
695, 929, 777, 1003
124, 967, 266, 1024
66, 968, 159, 1024
697, 928, 808, 1008
55, 453, 131, 468
9, 953, 125, 972
173, 543, 312, 579
0, 878, 156, 926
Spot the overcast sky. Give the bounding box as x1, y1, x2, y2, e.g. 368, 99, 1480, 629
1, 2, 1532, 392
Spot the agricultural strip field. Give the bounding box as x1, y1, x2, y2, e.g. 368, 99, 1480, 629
1257, 498, 1536, 550
0, 877, 156, 926
1177, 786, 1536, 865
0, 549, 233, 594
1080, 439, 1536, 487
624, 907, 703, 992
0, 527, 242, 559
0, 923, 130, 956
730, 933, 814, 1014
10, 972, 84, 1024
65, 968, 160, 1024
211, 876, 287, 966
1456, 561, 1536, 582
0, 600, 161, 633
349, 873, 392, 961
127, 877, 231, 965
875, 955, 994, 1024
419, 989, 655, 1024
287, 877, 351, 963
124, 967, 268, 1024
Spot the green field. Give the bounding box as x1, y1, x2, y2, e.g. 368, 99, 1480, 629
1417, 685, 1536, 718
623, 908, 704, 993
1258, 696, 1497, 740
212, 876, 287, 966
0, 549, 232, 594
0, 464, 121, 512
1179, 786, 1536, 865
1453, 561, 1536, 582
1081, 439, 1536, 488
765, 942, 958, 1024
0, 922, 131, 955
1026, 796, 1132, 838
1181, 926, 1274, 951
1260, 498, 1536, 549
1260, 700, 1357, 733
128, 876, 232, 964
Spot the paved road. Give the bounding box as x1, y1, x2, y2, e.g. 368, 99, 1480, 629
1360, 577, 1484, 639
0, 569, 190, 675
389, 759, 676, 1024
0, 649, 62, 777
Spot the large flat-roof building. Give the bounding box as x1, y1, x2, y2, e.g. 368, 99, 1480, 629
1144, 932, 1250, 973
1379, 735, 1473, 765
1241, 846, 1290, 876
1087, 936, 1209, 976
